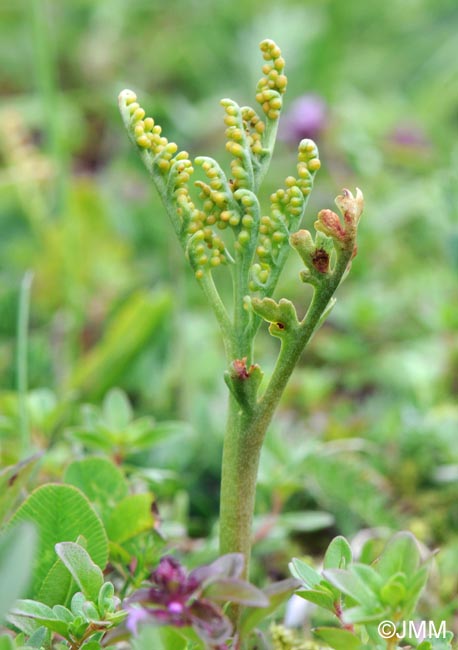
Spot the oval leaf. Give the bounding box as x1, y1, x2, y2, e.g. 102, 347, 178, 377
323, 568, 377, 606
314, 627, 362, 650
296, 589, 335, 611
324, 536, 353, 570
37, 556, 73, 608
8, 600, 68, 637
103, 388, 133, 430
7, 484, 108, 599
289, 558, 321, 589
376, 532, 421, 579
55, 542, 103, 602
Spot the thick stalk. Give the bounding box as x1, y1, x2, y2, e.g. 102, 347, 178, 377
219, 397, 255, 569
219, 253, 351, 585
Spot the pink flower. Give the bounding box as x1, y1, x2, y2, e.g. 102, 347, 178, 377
281, 93, 328, 143
124, 554, 268, 647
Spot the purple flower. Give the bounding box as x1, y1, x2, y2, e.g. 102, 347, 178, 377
125, 606, 149, 635
280, 93, 328, 143
124, 554, 269, 646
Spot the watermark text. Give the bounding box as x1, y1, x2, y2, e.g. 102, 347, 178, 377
378, 619, 447, 640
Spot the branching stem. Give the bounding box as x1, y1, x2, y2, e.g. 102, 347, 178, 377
119, 38, 363, 638
219, 251, 352, 588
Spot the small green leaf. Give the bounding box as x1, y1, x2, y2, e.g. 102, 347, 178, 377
98, 581, 115, 615
250, 297, 299, 333
376, 532, 421, 579
8, 600, 69, 637
314, 627, 362, 650
324, 536, 353, 570
70, 592, 86, 617
289, 558, 321, 589
106, 493, 155, 544
106, 609, 127, 626
404, 564, 430, 615
103, 388, 133, 430
68, 615, 89, 639
323, 569, 377, 606
296, 589, 335, 611
53, 605, 74, 623
25, 626, 51, 648
37, 555, 74, 607
5, 612, 38, 636
351, 564, 384, 595
82, 601, 101, 622
55, 542, 104, 602
343, 605, 389, 625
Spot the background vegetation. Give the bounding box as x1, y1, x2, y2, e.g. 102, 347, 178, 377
1, 0, 458, 637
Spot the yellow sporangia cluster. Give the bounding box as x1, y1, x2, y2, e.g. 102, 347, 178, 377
182, 160, 234, 276
256, 39, 287, 119
233, 191, 258, 250
121, 89, 180, 174
193, 157, 237, 228
241, 106, 265, 156
188, 227, 228, 280
220, 39, 288, 194
295, 139, 321, 195
119, 90, 231, 278
249, 139, 321, 290
221, 99, 254, 191
119, 39, 323, 289
179, 162, 231, 277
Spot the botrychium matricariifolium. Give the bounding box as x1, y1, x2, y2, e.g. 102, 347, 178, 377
118, 37, 364, 390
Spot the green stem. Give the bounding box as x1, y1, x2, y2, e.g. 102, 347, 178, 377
199, 272, 234, 360
232, 261, 249, 358
17, 271, 34, 458
219, 252, 351, 586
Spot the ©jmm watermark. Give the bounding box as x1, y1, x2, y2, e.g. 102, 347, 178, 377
378, 619, 447, 640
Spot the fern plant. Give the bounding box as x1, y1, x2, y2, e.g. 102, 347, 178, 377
118, 38, 363, 623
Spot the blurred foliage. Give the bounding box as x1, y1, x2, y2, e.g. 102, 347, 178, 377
1, 0, 458, 639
